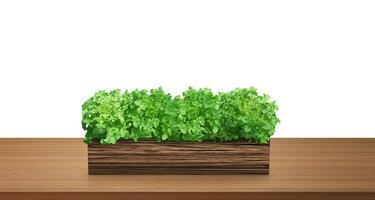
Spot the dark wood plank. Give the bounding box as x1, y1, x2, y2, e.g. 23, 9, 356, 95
88, 141, 269, 175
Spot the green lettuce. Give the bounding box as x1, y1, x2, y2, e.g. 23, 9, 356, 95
82, 87, 279, 144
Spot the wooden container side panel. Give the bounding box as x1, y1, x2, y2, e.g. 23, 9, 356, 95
88, 141, 270, 175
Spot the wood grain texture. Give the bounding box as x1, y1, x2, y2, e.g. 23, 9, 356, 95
1, 192, 375, 200
88, 141, 269, 175
1, 138, 375, 199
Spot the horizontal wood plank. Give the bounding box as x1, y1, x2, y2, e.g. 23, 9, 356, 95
1, 192, 375, 200
88, 141, 269, 175
1, 138, 375, 200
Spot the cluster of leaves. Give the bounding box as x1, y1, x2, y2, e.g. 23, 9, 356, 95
82, 87, 280, 144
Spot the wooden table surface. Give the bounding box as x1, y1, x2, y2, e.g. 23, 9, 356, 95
1, 138, 375, 200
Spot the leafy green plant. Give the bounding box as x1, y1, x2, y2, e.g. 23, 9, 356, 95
82, 87, 279, 144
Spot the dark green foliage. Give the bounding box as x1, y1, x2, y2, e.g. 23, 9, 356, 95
82, 87, 279, 144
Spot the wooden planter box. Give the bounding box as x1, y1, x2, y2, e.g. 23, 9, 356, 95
88, 141, 270, 175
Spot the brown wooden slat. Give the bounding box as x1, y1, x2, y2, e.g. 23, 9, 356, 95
88, 141, 270, 175
2, 138, 375, 196
2, 192, 375, 200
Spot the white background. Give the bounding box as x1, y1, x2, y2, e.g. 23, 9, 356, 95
0, 0, 374, 138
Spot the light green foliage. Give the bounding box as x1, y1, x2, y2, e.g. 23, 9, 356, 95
82, 87, 279, 144
217, 87, 280, 144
